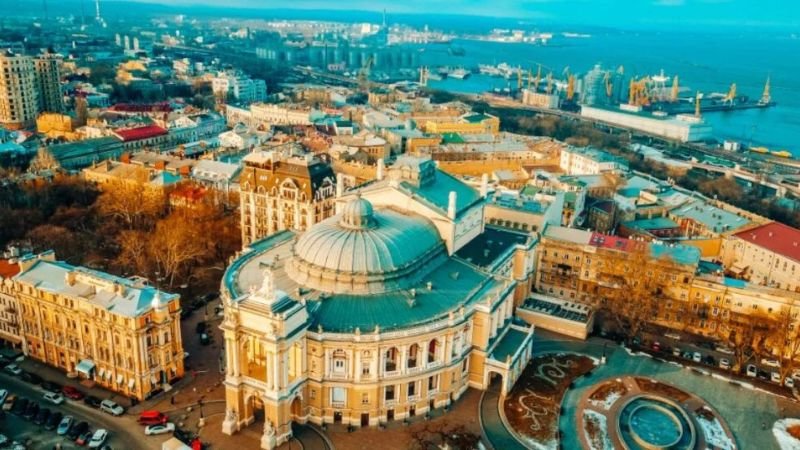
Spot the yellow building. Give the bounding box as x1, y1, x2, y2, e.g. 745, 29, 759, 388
37, 113, 77, 140
423, 113, 500, 135
220, 157, 535, 449
13, 257, 184, 400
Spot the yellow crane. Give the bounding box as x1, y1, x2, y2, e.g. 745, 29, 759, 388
629, 77, 651, 106
723, 82, 737, 105
670, 76, 679, 102
545, 72, 553, 94
527, 68, 532, 90
604, 72, 614, 99
694, 91, 702, 117
517, 65, 522, 91
567, 75, 575, 101
534, 64, 542, 92
760, 76, 771, 105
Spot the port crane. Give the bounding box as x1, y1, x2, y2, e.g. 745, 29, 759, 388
604, 72, 614, 100
670, 76, 679, 102
694, 91, 702, 117
358, 56, 374, 93
563, 66, 575, 101
534, 64, 542, 92
545, 72, 553, 94
722, 83, 737, 105
759, 76, 771, 105
629, 77, 651, 106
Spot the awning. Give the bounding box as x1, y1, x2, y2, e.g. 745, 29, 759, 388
128, 379, 136, 390
97, 368, 105, 379
117, 374, 124, 385
76, 359, 95, 376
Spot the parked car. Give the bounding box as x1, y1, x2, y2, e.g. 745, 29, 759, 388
11, 398, 28, 415
41, 381, 62, 393
88, 429, 109, 448
138, 410, 168, 425
682, 351, 693, 360
4, 364, 22, 376
20, 371, 43, 385
43, 391, 64, 405
719, 358, 731, 370
665, 332, 681, 341
715, 345, 735, 355
144, 422, 175, 435
746, 364, 758, 377
76, 429, 94, 445
195, 322, 207, 334
46, 411, 63, 431
2, 393, 16, 411
672, 347, 681, 357
692, 352, 702, 363
786, 377, 795, 388
22, 401, 39, 420
772, 372, 782, 384
68, 421, 89, 441
63, 386, 85, 400
34, 407, 51, 426
762, 358, 781, 368
703, 355, 716, 366
84, 395, 102, 408
757, 369, 770, 381
100, 399, 124, 416
58, 415, 75, 435
651, 341, 662, 352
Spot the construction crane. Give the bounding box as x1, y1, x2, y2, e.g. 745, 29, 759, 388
567, 75, 575, 101
517, 65, 522, 91
694, 91, 702, 117
527, 68, 532, 90
358, 56, 374, 93
670, 76, 679, 102
759, 76, 771, 105
419, 66, 429, 87
604, 72, 614, 100
629, 77, 651, 107
545, 72, 553, 94
534, 64, 542, 92
722, 82, 737, 105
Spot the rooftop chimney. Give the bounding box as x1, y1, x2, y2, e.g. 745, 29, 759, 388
376, 158, 385, 181
447, 191, 457, 220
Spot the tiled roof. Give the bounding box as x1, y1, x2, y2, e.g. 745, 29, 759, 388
0, 259, 20, 278
114, 125, 168, 142
734, 222, 800, 262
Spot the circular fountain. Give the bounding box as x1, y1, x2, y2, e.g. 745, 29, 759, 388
617, 395, 696, 450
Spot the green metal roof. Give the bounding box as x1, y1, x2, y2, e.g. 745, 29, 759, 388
490, 327, 529, 362
441, 132, 465, 144
400, 170, 482, 217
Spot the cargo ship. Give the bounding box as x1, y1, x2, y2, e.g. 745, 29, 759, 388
448, 68, 470, 80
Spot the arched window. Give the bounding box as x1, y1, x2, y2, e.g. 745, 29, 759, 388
384, 347, 399, 372
332, 349, 347, 375
427, 339, 440, 364
407, 343, 419, 369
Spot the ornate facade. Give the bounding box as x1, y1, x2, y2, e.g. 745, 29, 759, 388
221, 157, 535, 448
239, 150, 336, 247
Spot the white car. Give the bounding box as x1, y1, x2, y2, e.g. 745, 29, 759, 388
719, 358, 731, 370
772, 372, 782, 384
746, 364, 758, 377
762, 358, 781, 368
665, 332, 681, 341
715, 346, 734, 355
4, 364, 22, 376
43, 391, 65, 405
144, 422, 176, 436
88, 429, 108, 448
100, 399, 124, 416
692, 352, 702, 363
786, 377, 795, 388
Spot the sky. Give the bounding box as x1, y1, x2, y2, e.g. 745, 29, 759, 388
125, 0, 800, 29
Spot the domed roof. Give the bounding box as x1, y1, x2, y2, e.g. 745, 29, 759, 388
287, 197, 446, 295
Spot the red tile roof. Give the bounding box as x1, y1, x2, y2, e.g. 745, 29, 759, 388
734, 222, 800, 262
114, 125, 168, 142
110, 102, 173, 113
0, 259, 20, 279
589, 233, 647, 253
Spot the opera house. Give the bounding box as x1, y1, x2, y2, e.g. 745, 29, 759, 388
220, 156, 536, 448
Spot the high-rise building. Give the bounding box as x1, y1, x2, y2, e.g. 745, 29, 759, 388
238, 149, 336, 246
34, 50, 64, 113
212, 70, 267, 103
0, 50, 39, 129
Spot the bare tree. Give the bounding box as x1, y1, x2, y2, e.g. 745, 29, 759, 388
28, 147, 60, 173
148, 213, 206, 288
96, 171, 166, 230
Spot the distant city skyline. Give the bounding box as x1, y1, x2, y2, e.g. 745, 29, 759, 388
14, 0, 800, 30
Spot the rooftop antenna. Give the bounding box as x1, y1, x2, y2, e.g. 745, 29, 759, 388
95, 0, 101, 22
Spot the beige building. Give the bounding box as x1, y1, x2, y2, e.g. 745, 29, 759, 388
34, 51, 64, 113
721, 222, 800, 292
0, 51, 39, 129
220, 156, 535, 449
13, 258, 184, 400
239, 150, 336, 246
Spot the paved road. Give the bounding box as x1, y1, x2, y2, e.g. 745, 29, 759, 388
479, 381, 527, 450
0, 371, 163, 449
288, 423, 332, 450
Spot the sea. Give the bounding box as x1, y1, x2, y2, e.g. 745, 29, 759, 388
417, 31, 800, 158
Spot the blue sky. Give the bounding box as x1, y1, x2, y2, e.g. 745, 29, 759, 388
128, 0, 799, 28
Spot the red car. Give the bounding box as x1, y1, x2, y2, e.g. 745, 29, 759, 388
62, 386, 85, 400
